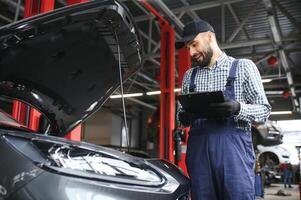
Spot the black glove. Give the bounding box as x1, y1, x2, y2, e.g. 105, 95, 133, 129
207, 100, 240, 118
178, 111, 199, 126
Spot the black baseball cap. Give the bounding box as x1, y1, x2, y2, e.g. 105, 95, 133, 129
175, 20, 215, 49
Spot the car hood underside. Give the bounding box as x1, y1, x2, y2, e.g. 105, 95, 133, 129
0, 0, 142, 137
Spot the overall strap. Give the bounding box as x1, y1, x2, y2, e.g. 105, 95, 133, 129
189, 67, 198, 92
224, 59, 239, 100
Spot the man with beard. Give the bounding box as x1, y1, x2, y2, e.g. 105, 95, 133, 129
175, 20, 271, 200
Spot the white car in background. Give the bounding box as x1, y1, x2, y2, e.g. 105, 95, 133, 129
257, 144, 291, 166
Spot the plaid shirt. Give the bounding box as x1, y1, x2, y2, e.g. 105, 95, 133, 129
177, 52, 271, 131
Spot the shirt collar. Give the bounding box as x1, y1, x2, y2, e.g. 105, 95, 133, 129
216, 52, 227, 65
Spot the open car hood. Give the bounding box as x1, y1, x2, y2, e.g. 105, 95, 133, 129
0, 0, 142, 137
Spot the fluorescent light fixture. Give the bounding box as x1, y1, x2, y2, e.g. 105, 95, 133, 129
110, 93, 143, 99
262, 79, 272, 83
146, 91, 161, 95
146, 88, 181, 96
271, 111, 292, 115
265, 91, 283, 95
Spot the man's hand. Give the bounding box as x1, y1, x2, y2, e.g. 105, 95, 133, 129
207, 100, 240, 118
178, 111, 199, 126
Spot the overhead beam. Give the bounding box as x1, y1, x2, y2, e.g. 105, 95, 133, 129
144, 35, 301, 59
128, 78, 155, 90
254, 52, 275, 65
139, 29, 157, 46
263, 83, 301, 89
226, 0, 260, 42
286, 55, 301, 75
0, 0, 24, 16
135, 0, 246, 22
148, 58, 160, 66
177, 11, 186, 19
153, 0, 184, 31
272, 0, 301, 33
148, 1, 181, 39
179, 0, 200, 21
152, 21, 162, 53
227, 4, 250, 40
14, 0, 21, 21
137, 71, 159, 85
0, 14, 12, 23
147, 18, 153, 53
127, 97, 157, 110
131, 0, 152, 16
221, 3, 225, 43
221, 35, 300, 49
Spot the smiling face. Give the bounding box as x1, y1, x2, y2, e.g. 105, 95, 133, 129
185, 32, 213, 68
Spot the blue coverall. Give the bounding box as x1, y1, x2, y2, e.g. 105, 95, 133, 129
186, 60, 255, 200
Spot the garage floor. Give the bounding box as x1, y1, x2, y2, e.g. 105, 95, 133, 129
257, 184, 299, 200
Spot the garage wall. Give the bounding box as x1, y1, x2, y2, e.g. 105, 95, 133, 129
83, 110, 140, 148
82, 111, 112, 145
111, 113, 140, 148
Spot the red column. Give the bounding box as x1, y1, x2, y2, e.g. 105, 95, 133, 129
141, 1, 175, 161
40, 0, 55, 13
24, 0, 54, 18
159, 24, 175, 161
11, 100, 27, 125
28, 108, 41, 131
65, 125, 82, 141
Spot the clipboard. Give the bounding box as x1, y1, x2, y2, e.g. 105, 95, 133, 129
178, 91, 225, 114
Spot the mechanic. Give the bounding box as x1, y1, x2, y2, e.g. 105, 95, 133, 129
175, 19, 271, 200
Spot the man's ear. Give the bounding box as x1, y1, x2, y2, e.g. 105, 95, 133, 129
208, 32, 214, 43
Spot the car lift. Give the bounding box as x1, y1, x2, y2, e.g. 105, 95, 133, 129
11, 0, 88, 141
141, 0, 175, 163
141, 1, 191, 173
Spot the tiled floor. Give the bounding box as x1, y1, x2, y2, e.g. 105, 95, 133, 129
256, 184, 299, 200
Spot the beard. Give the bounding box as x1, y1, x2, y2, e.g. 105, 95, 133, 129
192, 47, 213, 68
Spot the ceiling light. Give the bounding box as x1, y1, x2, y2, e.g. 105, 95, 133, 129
110, 93, 143, 99
262, 79, 272, 83
146, 91, 161, 95
265, 91, 283, 95
270, 111, 292, 115
174, 88, 181, 92
146, 88, 181, 96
